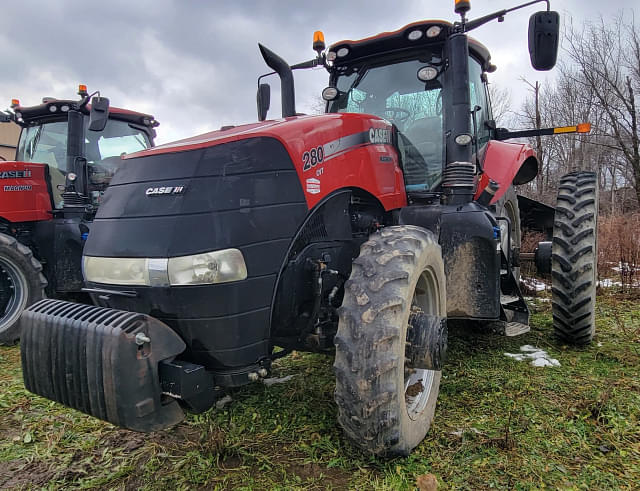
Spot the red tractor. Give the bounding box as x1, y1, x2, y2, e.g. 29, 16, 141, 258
19, 1, 597, 456
0, 87, 158, 343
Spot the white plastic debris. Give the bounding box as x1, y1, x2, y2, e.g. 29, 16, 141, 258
262, 375, 294, 386
504, 345, 561, 367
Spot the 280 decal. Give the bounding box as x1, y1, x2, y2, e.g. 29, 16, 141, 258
302, 146, 324, 171
301, 126, 393, 172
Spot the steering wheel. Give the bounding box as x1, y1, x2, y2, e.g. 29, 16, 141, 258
384, 107, 411, 123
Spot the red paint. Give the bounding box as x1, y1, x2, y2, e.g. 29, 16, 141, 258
128, 113, 408, 211
475, 140, 537, 204
0, 162, 52, 223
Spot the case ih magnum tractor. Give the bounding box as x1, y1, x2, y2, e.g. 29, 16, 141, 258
0, 87, 157, 343
20, 1, 598, 456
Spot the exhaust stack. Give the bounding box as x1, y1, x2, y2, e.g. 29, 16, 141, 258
258, 44, 296, 118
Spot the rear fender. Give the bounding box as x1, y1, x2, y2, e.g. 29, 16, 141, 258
475, 141, 538, 204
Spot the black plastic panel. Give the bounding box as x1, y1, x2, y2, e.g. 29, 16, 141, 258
83, 137, 307, 371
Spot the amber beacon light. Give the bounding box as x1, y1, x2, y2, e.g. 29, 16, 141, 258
455, 0, 471, 14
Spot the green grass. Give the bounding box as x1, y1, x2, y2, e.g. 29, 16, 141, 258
1, 292, 639, 489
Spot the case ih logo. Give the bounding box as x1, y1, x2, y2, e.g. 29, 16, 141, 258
0, 170, 32, 179
369, 127, 392, 145
145, 186, 186, 196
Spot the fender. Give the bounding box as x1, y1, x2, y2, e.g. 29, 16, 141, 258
0, 162, 52, 223
475, 140, 538, 204
269, 188, 386, 347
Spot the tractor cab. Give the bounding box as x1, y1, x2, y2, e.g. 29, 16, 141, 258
7, 88, 158, 209
324, 21, 493, 193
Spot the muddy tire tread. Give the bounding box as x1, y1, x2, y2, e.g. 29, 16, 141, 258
334, 225, 443, 456
551, 171, 598, 345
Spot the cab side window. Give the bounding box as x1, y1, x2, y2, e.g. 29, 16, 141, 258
469, 57, 492, 146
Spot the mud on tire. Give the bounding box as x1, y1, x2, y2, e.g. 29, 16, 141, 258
334, 225, 446, 456
0, 234, 47, 345
551, 171, 598, 345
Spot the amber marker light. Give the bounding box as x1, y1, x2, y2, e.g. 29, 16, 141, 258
577, 123, 592, 133
78, 84, 88, 97
10, 99, 19, 108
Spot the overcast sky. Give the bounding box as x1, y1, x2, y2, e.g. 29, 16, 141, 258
1, 0, 636, 144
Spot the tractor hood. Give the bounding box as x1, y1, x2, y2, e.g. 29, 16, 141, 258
84, 110, 404, 260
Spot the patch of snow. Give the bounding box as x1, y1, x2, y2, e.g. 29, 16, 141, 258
504, 345, 561, 367
598, 278, 640, 288
520, 345, 539, 352
522, 277, 548, 291
262, 375, 294, 386
450, 427, 483, 437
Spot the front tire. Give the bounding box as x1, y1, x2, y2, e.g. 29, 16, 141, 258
334, 225, 446, 456
0, 234, 46, 345
551, 171, 598, 345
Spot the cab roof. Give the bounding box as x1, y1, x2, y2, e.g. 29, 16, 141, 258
12, 99, 158, 128
328, 20, 493, 72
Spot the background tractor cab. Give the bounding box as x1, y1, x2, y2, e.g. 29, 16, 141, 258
0, 86, 158, 343
19, 0, 598, 458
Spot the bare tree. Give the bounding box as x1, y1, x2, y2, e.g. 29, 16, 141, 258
487, 83, 514, 127
564, 14, 640, 206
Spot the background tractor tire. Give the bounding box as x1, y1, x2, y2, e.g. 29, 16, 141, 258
334, 225, 446, 456
551, 171, 598, 345
0, 234, 46, 345
495, 186, 522, 283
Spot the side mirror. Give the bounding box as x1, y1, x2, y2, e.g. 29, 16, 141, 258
257, 83, 271, 122
88, 96, 110, 131
528, 11, 560, 71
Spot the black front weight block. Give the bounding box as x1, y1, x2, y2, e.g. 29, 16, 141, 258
20, 299, 187, 432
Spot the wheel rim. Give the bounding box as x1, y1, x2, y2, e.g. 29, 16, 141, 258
0, 257, 28, 329
404, 266, 441, 421
500, 201, 518, 255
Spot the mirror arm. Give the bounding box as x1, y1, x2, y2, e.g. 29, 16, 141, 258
465, 0, 550, 32
495, 127, 555, 140
291, 54, 326, 70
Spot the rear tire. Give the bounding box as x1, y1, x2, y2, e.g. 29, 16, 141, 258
0, 234, 46, 345
551, 171, 598, 345
334, 225, 446, 456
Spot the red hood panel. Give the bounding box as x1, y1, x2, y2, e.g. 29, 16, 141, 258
0, 161, 52, 223
124, 113, 408, 211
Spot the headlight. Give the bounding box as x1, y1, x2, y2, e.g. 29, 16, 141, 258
83, 248, 247, 287
83, 256, 150, 286
168, 249, 247, 285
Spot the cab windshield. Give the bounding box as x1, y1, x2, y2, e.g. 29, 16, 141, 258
16, 118, 150, 207
327, 54, 444, 190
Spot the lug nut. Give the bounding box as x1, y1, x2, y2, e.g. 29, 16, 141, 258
248, 372, 259, 381
258, 368, 268, 377
135, 332, 151, 345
